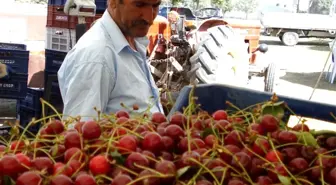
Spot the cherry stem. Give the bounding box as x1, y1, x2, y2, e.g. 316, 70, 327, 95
115, 164, 138, 176
297, 177, 315, 185
188, 158, 221, 185
330, 112, 336, 120
186, 167, 203, 185
35, 148, 56, 163
95, 174, 113, 182
40, 98, 62, 121
268, 134, 301, 185
127, 174, 173, 185
319, 154, 326, 185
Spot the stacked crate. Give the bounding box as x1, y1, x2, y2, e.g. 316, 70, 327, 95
19, 88, 44, 133
0, 43, 30, 135
44, 0, 105, 116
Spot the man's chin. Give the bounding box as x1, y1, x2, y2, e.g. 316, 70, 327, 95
134, 30, 150, 38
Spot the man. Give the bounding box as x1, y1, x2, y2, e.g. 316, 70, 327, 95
57, 0, 163, 121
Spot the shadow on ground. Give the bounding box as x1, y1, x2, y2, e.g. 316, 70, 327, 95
280, 72, 336, 91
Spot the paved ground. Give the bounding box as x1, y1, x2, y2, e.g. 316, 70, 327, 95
247, 36, 336, 130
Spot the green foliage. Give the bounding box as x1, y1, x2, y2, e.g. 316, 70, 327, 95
309, 0, 333, 14
172, 0, 183, 5
15, 0, 47, 4
233, 0, 258, 14
212, 0, 233, 12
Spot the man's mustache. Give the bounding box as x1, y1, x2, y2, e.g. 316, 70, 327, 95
132, 19, 150, 27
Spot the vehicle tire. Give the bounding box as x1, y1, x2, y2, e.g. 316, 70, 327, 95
264, 62, 276, 92
279, 35, 283, 42
281, 32, 299, 46
189, 25, 249, 86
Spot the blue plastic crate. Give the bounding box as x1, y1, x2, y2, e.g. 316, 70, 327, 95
48, 0, 66, 5
45, 49, 67, 74
20, 88, 44, 112
169, 84, 336, 123
0, 42, 26, 50
95, 0, 107, 11
0, 74, 28, 99
0, 48, 29, 74
19, 107, 41, 134
44, 72, 61, 95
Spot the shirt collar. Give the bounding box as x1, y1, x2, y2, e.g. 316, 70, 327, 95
101, 10, 150, 54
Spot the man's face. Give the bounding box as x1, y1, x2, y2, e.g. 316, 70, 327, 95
111, 0, 161, 37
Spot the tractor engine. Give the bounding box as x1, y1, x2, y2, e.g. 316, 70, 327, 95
148, 16, 193, 93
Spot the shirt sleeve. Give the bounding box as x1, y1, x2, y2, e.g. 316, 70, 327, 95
61, 61, 114, 122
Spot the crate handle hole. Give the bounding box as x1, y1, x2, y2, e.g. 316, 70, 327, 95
55, 31, 64, 35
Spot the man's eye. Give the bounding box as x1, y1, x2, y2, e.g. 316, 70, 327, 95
135, 2, 145, 7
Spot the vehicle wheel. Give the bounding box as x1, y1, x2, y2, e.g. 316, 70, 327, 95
281, 32, 299, 46
264, 62, 276, 92
279, 35, 283, 42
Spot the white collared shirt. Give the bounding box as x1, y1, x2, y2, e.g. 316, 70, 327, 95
57, 10, 163, 121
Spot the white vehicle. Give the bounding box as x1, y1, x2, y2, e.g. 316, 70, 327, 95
260, 0, 336, 46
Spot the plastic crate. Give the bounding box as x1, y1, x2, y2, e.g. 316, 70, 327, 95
0, 42, 27, 50
169, 84, 336, 123
45, 49, 67, 73
48, 0, 106, 8
95, 0, 107, 12
46, 6, 103, 29
43, 73, 63, 116
46, 27, 76, 52
20, 88, 44, 112
0, 98, 19, 118
44, 72, 61, 95
48, 0, 66, 5
0, 74, 28, 99
0, 48, 29, 74
19, 107, 41, 134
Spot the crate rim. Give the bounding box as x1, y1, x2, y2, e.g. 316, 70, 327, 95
168, 84, 336, 123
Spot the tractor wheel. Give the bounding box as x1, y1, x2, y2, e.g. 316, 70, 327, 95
264, 62, 276, 93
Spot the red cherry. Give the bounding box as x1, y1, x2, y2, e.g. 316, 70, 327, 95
292, 123, 310, 132
169, 112, 187, 127
16, 171, 42, 185
252, 138, 270, 156
142, 132, 163, 154
115, 110, 130, 118
64, 147, 85, 162
151, 112, 167, 124
111, 174, 132, 185
75, 173, 97, 185
117, 135, 137, 153
53, 162, 73, 176
15, 153, 31, 172
45, 120, 65, 135
89, 155, 110, 175
32, 157, 54, 174
50, 174, 74, 185
260, 115, 279, 132
64, 132, 82, 149
212, 110, 228, 120
125, 152, 149, 172
266, 150, 283, 163
82, 121, 101, 140
0, 155, 22, 177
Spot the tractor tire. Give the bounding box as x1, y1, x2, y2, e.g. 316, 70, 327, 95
189, 25, 250, 87
264, 62, 277, 92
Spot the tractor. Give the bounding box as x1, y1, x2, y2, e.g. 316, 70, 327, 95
146, 8, 275, 101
